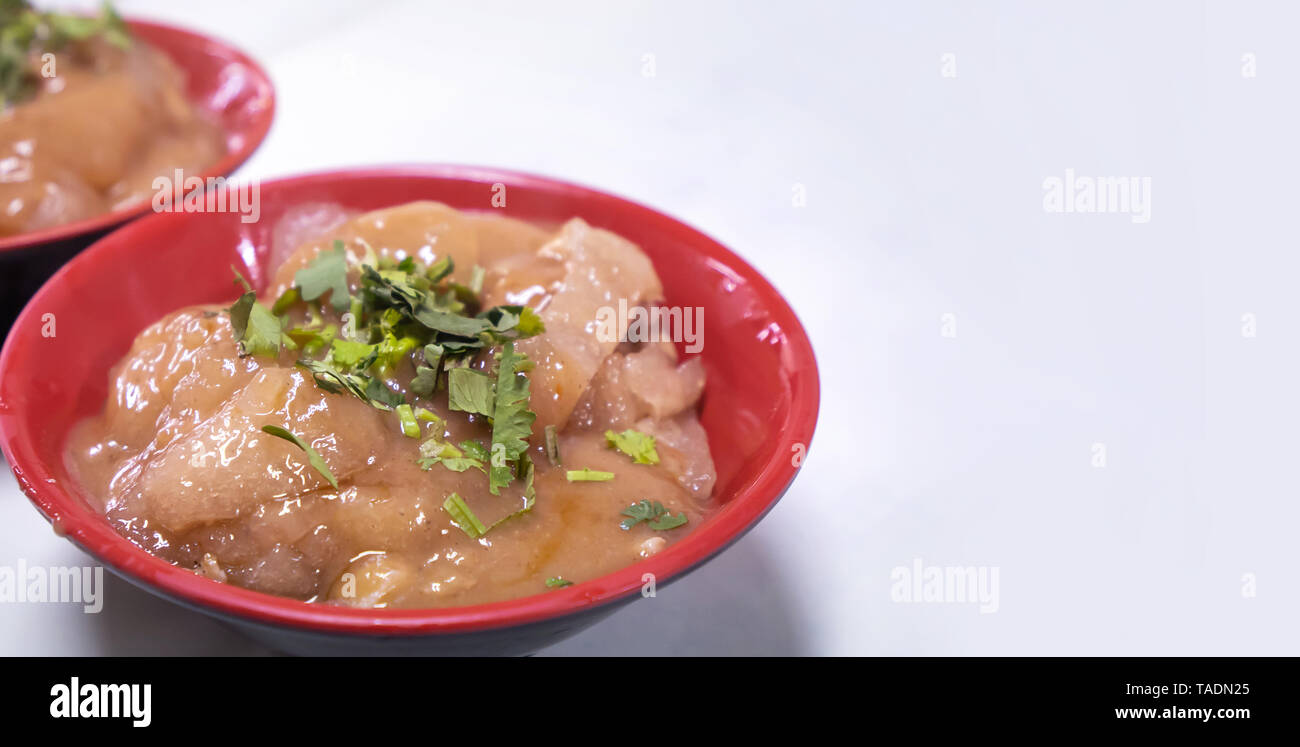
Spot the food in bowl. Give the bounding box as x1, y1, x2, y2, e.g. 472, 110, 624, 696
65, 200, 716, 608
0, 2, 223, 237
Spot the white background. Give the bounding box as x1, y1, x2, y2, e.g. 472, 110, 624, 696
2, 0, 1297, 655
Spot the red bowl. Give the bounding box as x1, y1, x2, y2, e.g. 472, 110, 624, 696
0, 166, 820, 655
0, 19, 275, 327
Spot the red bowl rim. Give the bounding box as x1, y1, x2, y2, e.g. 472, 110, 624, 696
0, 17, 276, 254
0, 165, 821, 636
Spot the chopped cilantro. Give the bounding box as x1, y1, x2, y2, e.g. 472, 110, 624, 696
488, 342, 536, 494
410, 366, 439, 398
480, 305, 546, 340
364, 377, 404, 409
228, 291, 282, 358
418, 438, 484, 474
329, 339, 376, 369
271, 286, 301, 315
411, 305, 493, 338
619, 499, 688, 531
605, 429, 660, 465
447, 367, 495, 417
545, 577, 574, 589
268, 246, 546, 497
294, 240, 351, 311
650, 513, 689, 531
460, 440, 491, 463
442, 454, 536, 538
298, 358, 370, 401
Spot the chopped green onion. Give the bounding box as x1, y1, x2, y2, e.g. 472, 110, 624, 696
566, 469, 614, 482
396, 404, 420, 438
271, 286, 301, 315
443, 493, 487, 538
544, 424, 561, 466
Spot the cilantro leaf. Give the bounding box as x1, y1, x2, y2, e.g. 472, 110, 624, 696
228, 291, 282, 358
650, 512, 688, 531
418, 438, 485, 474
619, 499, 686, 531
488, 342, 536, 494
298, 357, 401, 411
545, 577, 574, 589
447, 368, 495, 417
364, 378, 404, 409
329, 339, 376, 370
605, 429, 660, 465
298, 358, 369, 400
460, 440, 491, 464
411, 305, 493, 339
410, 366, 439, 398
479, 305, 546, 341
294, 240, 351, 311
260, 425, 338, 488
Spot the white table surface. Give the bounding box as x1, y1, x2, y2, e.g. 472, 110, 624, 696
2, 0, 1297, 656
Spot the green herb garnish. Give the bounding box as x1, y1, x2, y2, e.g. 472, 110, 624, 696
545, 577, 574, 589
649, 512, 688, 531
396, 404, 420, 438
328, 338, 376, 369
619, 499, 687, 531
605, 429, 660, 465
418, 437, 485, 474
566, 469, 614, 482
293, 240, 351, 311
443, 492, 487, 539
227, 269, 282, 359
488, 342, 536, 495
234, 243, 548, 501
260, 425, 338, 489
442, 453, 537, 539
447, 367, 495, 417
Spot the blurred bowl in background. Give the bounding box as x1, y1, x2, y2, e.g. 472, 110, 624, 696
0, 18, 275, 331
